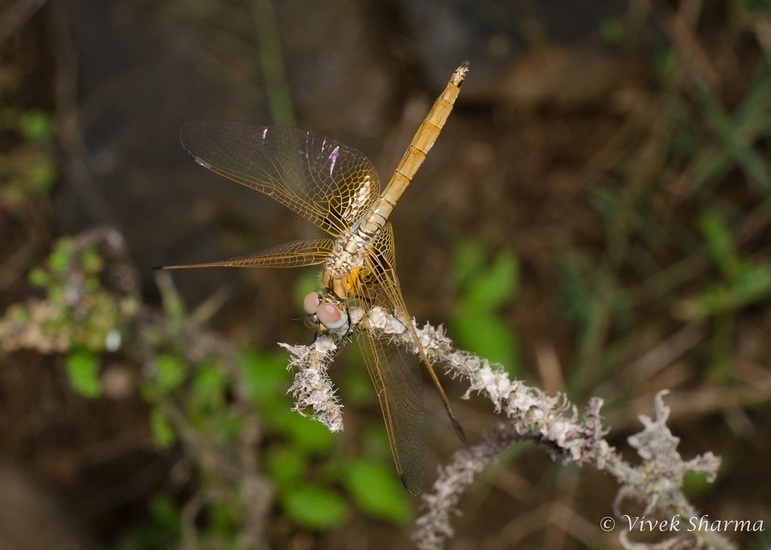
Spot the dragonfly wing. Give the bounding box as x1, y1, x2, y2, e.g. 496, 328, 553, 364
355, 327, 425, 496
155, 238, 334, 270
181, 122, 381, 235
367, 224, 466, 442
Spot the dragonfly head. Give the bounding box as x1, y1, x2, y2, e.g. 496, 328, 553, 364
303, 292, 348, 330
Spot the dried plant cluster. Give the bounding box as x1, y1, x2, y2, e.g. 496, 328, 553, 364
282, 307, 729, 550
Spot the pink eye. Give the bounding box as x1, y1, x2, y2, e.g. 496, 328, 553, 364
303, 292, 320, 315
316, 302, 347, 329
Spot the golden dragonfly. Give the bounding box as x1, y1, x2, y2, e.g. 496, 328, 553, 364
156, 62, 469, 495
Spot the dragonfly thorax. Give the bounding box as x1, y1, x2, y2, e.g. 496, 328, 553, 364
323, 228, 374, 300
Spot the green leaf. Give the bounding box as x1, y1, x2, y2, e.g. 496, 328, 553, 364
452, 311, 517, 370
65, 349, 101, 398
19, 110, 55, 145
154, 355, 186, 392
345, 459, 412, 524
361, 425, 392, 459
281, 486, 349, 530
238, 350, 290, 405
148, 494, 181, 533
27, 267, 49, 288
156, 272, 186, 327
451, 242, 518, 312
679, 264, 771, 319
451, 240, 486, 287
238, 350, 297, 425
282, 412, 335, 454
212, 410, 243, 443
208, 501, 238, 538
735, 264, 771, 303
26, 156, 57, 192
699, 211, 740, 281
150, 407, 176, 448
683, 469, 717, 498
265, 446, 308, 489
192, 361, 226, 408
48, 237, 75, 273
558, 251, 594, 328
463, 251, 519, 312
599, 17, 625, 46
80, 246, 104, 275
339, 348, 374, 407
116, 493, 180, 549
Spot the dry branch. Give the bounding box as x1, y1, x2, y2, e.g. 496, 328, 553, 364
280, 306, 730, 550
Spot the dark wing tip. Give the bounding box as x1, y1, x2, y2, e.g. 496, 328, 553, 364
401, 475, 422, 497
151, 265, 164, 270
453, 418, 467, 443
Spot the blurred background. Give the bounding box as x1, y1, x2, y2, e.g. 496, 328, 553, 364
2, 0, 771, 548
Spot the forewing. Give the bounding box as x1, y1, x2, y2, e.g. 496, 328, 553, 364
355, 327, 425, 495
181, 122, 380, 235
155, 238, 334, 270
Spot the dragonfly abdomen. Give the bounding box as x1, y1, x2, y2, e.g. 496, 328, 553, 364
379, 62, 468, 208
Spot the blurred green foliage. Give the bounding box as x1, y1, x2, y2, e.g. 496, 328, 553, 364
344, 459, 412, 524
2, 235, 414, 543
6, 5, 771, 546
280, 486, 349, 530
116, 494, 182, 550
0, 109, 57, 207
0, 237, 138, 398
679, 211, 771, 320
65, 348, 102, 398
554, 46, 771, 412
599, 18, 625, 46
238, 346, 412, 529
449, 240, 520, 373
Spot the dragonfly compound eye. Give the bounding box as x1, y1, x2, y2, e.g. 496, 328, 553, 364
316, 302, 347, 329
303, 292, 320, 315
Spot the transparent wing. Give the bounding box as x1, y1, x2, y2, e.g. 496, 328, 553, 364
366, 224, 466, 442
181, 122, 381, 236
155, 238, 334, 270
345, 223, 460, 496
355, 325, 425, 496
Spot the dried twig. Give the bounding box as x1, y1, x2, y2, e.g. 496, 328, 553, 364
280, 306, 730, 550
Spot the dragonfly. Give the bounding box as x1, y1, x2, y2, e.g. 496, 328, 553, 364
156, 62, 469, 495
